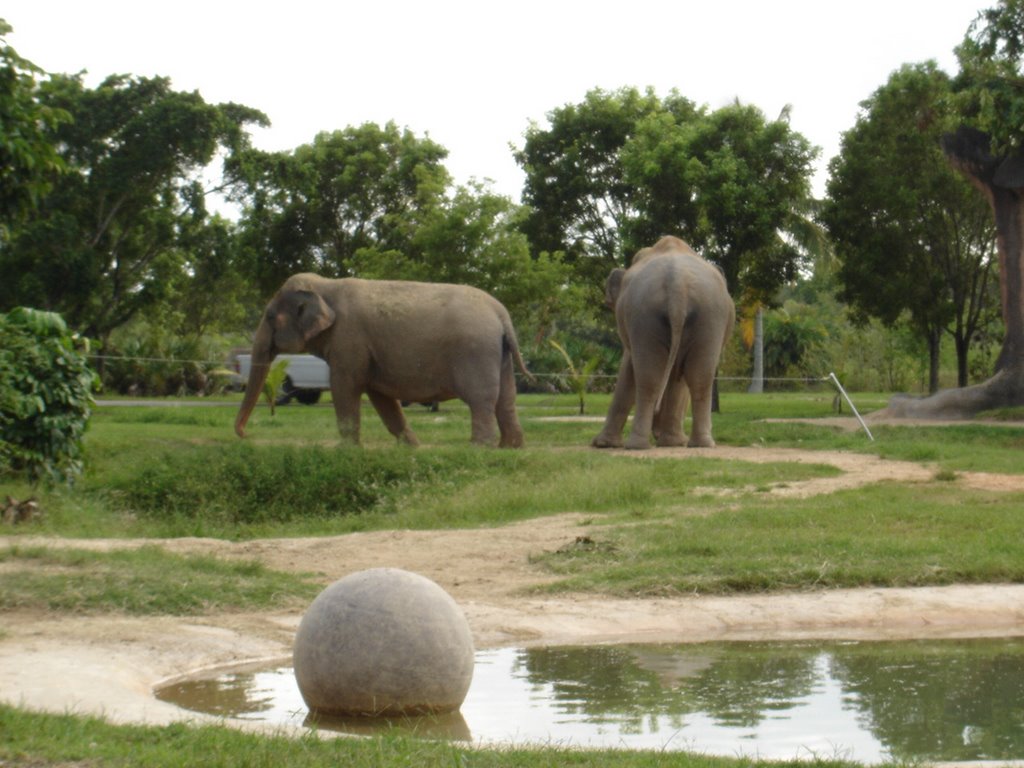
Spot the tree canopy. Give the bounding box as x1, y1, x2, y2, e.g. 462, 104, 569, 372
0, 71, 267, 346
234, 123, 451, 295
515, 87, 699, 280
883, 0, 1024, 416
0, 20, 66, 232
821, 62, 996, 392
515, 87, 818, 305
624, 100, 818, 304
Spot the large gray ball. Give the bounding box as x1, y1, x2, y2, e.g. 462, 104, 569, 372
293, 568, 475, 716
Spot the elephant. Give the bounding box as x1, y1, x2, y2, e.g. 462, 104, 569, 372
235, 274, 532, 447
592, 236, 735, 450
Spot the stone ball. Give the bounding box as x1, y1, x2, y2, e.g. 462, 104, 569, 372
293, 567, 475, 717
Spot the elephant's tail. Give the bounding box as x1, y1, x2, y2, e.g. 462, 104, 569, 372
502, 314, 536, 384
654, 301, 685, 414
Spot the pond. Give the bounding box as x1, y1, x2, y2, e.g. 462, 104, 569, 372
156, 637, 1024, 762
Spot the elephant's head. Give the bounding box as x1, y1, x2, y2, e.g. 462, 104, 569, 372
605, 268, 626, 310
235, 285, 336, 438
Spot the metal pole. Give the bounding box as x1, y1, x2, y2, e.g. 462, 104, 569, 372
827, 372, 874, 441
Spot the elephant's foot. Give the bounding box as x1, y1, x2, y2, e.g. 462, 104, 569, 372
591, 432, 623, 449
623, 433, 652, 450
336, 420, 361, 445
656, 433, 688, 448
499, 429, 525, 448
687, 433, 716, 448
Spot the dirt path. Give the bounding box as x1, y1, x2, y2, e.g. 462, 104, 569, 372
2, 444, 1024, 731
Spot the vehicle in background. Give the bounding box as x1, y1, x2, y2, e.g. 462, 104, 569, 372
233, 353, 329, 405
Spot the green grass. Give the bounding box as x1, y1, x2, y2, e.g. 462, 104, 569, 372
0, 545, 320, 614
532, 483, 1024, 595
2, 389, 1024, 599
1, 390, 1022, 766
0, 704, 865, 768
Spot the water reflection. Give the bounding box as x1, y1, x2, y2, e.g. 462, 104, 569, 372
156, 638, 1024, 762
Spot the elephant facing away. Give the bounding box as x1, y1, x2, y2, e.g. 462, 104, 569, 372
592, 236, 735, 450
235, 274, 532, 447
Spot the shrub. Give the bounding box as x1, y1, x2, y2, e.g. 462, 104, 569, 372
115, 443, 449, 526
0, 308, 96, 484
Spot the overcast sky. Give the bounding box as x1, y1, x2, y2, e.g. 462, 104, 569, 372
4, 1, 989, 200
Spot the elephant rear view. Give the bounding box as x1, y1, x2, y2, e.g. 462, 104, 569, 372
235, 274, 532, 447
592, 236, 735, 450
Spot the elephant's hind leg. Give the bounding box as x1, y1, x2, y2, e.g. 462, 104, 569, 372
495, 360, 525, 448
654, 377, 689, 447
368, 391, 419, 446
683, 372, 716, 448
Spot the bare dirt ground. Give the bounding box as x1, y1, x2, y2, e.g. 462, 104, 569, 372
3, 433, 1024, 733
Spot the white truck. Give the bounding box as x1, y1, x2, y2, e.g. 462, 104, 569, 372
234, 353, 330, 405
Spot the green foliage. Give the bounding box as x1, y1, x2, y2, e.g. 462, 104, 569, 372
0, 71, 267, 342
261, 358, 289, 414
515, 86, 700, 275
101, 317, 233, 396
625, 101, 818, 302
516, 87, 818, 306
0, 20, 67, 231
351, 181, 578, 326
110, 443, 459, 529
549, 338, 602, 414
953, 0, 1024, 154
0, 545, 318, 614
0, 307, 95, 485
821, 62, 997, 390
761, 302, 830, 381
235, 122, 451, 293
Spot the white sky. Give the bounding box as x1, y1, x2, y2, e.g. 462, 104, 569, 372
3, 0, 987, 201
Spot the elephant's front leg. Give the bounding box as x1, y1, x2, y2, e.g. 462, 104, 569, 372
368, 391, 419, 446
330, 379, 363, 445
592, 353, 635, 448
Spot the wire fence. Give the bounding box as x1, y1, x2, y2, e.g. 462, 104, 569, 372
88, 352, 878, 438
87, 352, 854, 396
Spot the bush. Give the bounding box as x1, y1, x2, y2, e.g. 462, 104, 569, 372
115, 443, 450, 526
0, 308, 96, 484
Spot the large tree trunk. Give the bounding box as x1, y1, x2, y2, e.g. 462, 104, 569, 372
927, 327, 941, 394
884, 127, 1024, 418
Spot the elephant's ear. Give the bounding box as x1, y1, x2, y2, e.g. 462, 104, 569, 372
294, 290, 336, 341
605, 269, 626, 309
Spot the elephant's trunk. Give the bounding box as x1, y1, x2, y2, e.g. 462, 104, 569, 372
235, 321, 274, 438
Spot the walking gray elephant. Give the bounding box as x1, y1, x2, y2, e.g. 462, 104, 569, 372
592, 236, 735, 450
235, 274, 532, 447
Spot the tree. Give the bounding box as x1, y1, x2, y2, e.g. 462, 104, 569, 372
884, 0, 1024, 416
514, 87, 701, 285
0, 72, 267, 348
0, 20, 67, 233
624, 101, 819, 304
352, 182, 574, 325
821, 63, 997, 393
235, 123, 451, 295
